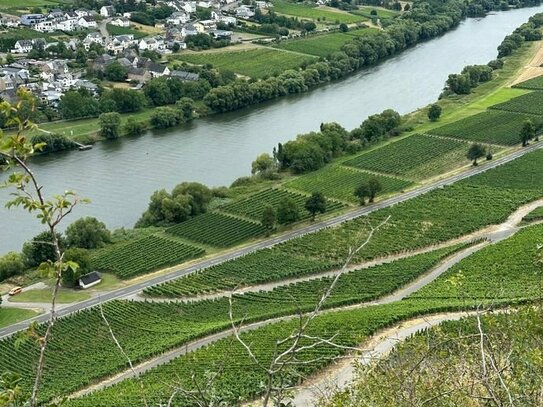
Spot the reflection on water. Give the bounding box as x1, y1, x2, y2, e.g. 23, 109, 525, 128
2, 5, 543, 253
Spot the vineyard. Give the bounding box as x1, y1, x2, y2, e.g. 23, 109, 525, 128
343, 134, 469, 180
521, 205, 543, 223
91, 235, 204, 278
489, 90, 543, 116
286, 165, 413, 203
513, 74, 543, 90
411, 223, 543, 301
220, 187, 346, 222
166, 212, 266, 247
429, 110, 538, 146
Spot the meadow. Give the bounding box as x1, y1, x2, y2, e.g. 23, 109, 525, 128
271, 1, 366, 24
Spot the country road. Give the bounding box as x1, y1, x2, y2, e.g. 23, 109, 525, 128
1, 141, 541, 339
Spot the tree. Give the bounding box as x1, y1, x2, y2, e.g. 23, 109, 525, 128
251, 153, 277, 178
65, 217, 111, 250
355, 182, 370, 205
368, 177, 383, 203
5, 53, 15, 64
339, 23, 348, 32
261, 205, 276, 235
62, 248, 91, 287
467, 143, 486, 166
175, 97, 196, 122
105, 62, 128, 82
150, 106, 181, 129
0, 252, 25, 281
22, 231, 66, 268
99, 112, 122, 139
277, 198, 300, 224
428, 104, 442, 121
124, 118, 147, 136
520, 119, 536, 147
305, 192, 327, 221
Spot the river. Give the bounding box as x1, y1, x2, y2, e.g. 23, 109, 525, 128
1, 5, 542, 254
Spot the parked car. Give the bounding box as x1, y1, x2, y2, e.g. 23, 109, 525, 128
8, 287, 23, 296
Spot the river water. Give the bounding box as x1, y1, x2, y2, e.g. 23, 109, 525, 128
1, 5, 542, 254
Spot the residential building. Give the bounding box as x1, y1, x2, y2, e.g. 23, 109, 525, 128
77, 16, 97, 29
20, 14, 45, 26
100, 5, 116, 17
110, 17, 130, 27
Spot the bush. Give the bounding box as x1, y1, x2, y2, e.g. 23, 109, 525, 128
0, 252, 25, 281
31, 133, 75, 153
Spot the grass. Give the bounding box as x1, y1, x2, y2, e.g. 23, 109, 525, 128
272, 1, 366, 24
106, 24, 146, 39
512, 74, 543, 90
0, 0, 62, 9
274, 28, 378, 57
0, 308, 38, 328
8, 288, 92, 304
171, 48, 315, 78
351, 6, 399, 19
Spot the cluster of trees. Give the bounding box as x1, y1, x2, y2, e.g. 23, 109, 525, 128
130, 5, 174, 26
30, 133, 76, 153
185, 34, 231, 50
0, 217, 111, 286
136, 182, 216, 227
444, 64, 494, 95
498, 13, 543, 57
144, 74, 225, 106
150, 97, 196, 129
354, 177, 383, 205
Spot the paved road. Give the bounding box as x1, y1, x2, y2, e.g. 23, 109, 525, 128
1, 142, 541, 339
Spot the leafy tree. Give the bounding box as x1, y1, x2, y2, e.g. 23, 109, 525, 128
251, 153, 277, 178
105, 61, 128, 82
355, 182, 370, 205
368, 177, 383, 202
0, 252, 25, 281
22, 231, 66, 268
124, 118, 147, 136
5, 53, 15, 64
466, 143, 486, 166
520, 119, 536, 146
65, 217, 111, 249
175, 97, 196, 122
99, 112, 122, 139
30, 133, 75, 153
62, 248, 90, 287
150, 106, 182, 129
303, 21, 317, 31
339, 23, 348, 32
305, 192, 327, 220
277, 198, 300, 224
59, 89, 100, 119
428, 104, 442, 121
100, 89, 147, 113
261, 205, 276, 235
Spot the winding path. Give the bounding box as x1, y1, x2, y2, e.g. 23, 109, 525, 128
1, 141, 541, 340
67, 196, 542, 399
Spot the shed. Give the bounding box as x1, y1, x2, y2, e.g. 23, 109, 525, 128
79, 271, 102, 289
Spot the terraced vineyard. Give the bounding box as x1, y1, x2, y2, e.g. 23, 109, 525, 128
91, 235, 204, 278
166, 212, 266, 247
489, 90, 543, 116
513, 74, 543, 90
286, 165, 413, 203
430, 110, 539, 146
522, 205, 543, 223
220, 188, 346, 221
343, 134, 469, 180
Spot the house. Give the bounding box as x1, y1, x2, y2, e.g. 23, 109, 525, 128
170, 70, 199, 81
12, 40, 33, 54
127, 66, 152, 83
83, 32, 104, 50
219, 15, 236, 25
197, 0, 212, 8
148, 62, 170, 77
77, 16, 97, 29
192, 21, 206, 33
199, 20, 216, 30
48, 9, 64, 20
93, 54, 115, 70
100, 5, 116, 17
123, 12, 132, 18
64, 11, 78, 19
166, 11, 189, 25
20, 14, 45, 26
78, 271, 102, 289
210, 29, 232, 40
74, 9, 90, 17
181, 1, 197, 13
0, 16, 20, 28
180, 23, 198, 37
0, 76, 15, 92
255, 1, 272, 9
33, 20, 55, 32
138, 37, 165, 51
235, 6, 255, 18
110, 17, 130, 27
56, 18, 78, 32
107, 34, 135, 53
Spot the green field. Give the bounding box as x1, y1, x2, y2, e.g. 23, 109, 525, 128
8, 288, 91, 304
274, 28, 378, 57
166, 212, 266, 247
272, 1, 366, 24
171, 48, 316, 78
343, 134, 470, 180
0, 0, 62, 9
92, 235, 205, 278
430, 109, 540, 146
490, 90, 543, 116
522, 205, 543, 223
220, 187, 346, 221
351, 6, 399, 19
106, 24, 146, 39
513, 74, 543, 90
286, 165, 413, 203
0, 308, 38, 328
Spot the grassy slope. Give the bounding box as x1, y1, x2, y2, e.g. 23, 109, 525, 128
8, 288, 91, 304
0, 307, 39, 328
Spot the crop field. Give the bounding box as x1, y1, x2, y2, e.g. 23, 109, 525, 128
489, 90, 543, 116
274, 29, 377, 57
411, 224, 543, 301
144, 249, 339, 296
343, 134, 470, 180
271, 1, 366, 23
220, 187, 346, 221
171, 48, 315, 79
429, 110, 539, 146
286, 165, 413, 203
522, 205, 543, 223
166, 212, 266, 247
91, 235, 204, 278
513, 74, 543, 90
